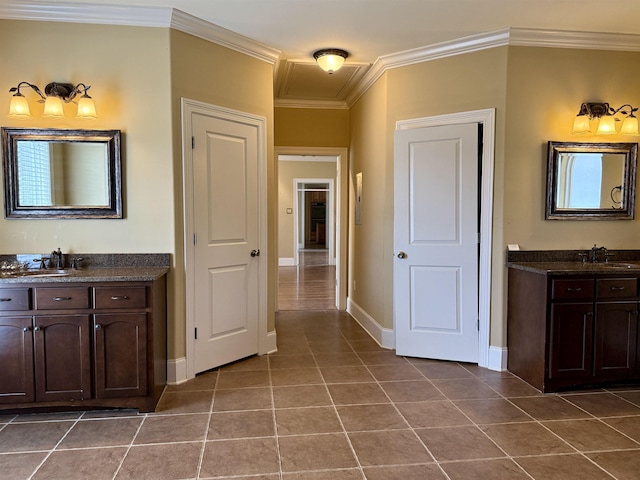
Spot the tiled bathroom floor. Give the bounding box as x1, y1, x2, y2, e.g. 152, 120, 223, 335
1, 310, 640, 479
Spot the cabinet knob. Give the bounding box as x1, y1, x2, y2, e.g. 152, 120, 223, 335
95, 324, 102, 330
397, 251, 407, 259
33, 326, 41, 331
23, 327, 30, 332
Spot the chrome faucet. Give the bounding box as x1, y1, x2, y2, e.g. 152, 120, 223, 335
51, 247, 64, 270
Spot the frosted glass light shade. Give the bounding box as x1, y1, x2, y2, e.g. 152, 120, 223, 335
42, 96, 64, 118
572, 115, 591, 134
8, 94, 31, 118
314, 49, 348, 74
620, 115, 639, 135
76, 95, 97, 119
596, 115, 617, 134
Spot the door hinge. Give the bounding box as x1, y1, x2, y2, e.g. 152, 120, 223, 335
193, 233, 197, 245
192, 136, 195, 149
477, 319, 480, 331
194, 328, 198, 339
477, 232, 481, 244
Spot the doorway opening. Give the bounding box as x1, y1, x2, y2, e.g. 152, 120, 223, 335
276, 149, 347, 311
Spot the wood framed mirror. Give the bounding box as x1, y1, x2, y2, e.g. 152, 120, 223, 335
546, 141, 638, 220
2, 128, 122, 219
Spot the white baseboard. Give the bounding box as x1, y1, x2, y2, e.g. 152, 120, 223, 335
488, 346, 508, 371
167, 357, 188, 385
347, 297, 395, 349
263, 330, 278, 354
279, 257, 295, 266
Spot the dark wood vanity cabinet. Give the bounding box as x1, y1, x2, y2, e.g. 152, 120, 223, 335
0, 278, 166, 412
508, 269, 640, 392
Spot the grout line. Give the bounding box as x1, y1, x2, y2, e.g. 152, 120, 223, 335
194, 372, 217, 479
110, 411, 147, 479
27, 414, 83, 480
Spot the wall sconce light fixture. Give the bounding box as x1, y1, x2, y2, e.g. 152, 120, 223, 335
313, 49, 349, 74
572, 102, 638, 135
8, 81, 97, 119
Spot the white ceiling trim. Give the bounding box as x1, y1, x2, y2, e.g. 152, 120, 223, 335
0, 1, 281, 64
345, 27, 640, 107
0, 1, 172, 26
274, 98, 349, 109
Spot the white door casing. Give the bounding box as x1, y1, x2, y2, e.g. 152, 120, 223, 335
395, 109, 495, 368
394, 123, 479, 362
182, 99, 268, 378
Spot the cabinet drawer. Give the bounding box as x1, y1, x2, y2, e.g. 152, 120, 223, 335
94, 286, 147, 309
552, 279, 594, 300
34, 287, 89, 309
0, 288, 30, 311
597, 278, 638, 299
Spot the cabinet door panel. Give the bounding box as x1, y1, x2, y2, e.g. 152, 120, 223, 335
549, 303, 594, 379
33, 315, 91, 402
94, 313, 148, 398
0, 317, 34, 403
594, 302, 638, 379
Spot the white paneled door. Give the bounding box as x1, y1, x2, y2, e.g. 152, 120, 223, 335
394, 123, 479, 362
191, 111, 261, 374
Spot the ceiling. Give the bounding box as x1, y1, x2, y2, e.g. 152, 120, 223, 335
5, 1, 640, 106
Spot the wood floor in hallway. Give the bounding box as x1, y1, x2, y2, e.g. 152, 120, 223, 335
278, 250, 336, 310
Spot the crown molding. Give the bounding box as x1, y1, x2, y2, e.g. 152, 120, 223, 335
274, 98, 349, 110
0, 0, 172, 26
0, 1, 281, 64
170, 9, 280, 64
346, 27, 640, 107
509, 27, 640, 51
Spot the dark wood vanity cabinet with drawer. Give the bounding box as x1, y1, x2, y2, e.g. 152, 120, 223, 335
508, 269, 640, 392
0, 278, 166, 412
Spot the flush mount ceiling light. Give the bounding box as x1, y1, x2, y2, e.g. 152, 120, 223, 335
313, 49, 349, 74
8, 81, 97, 119
572, 102, 638, 135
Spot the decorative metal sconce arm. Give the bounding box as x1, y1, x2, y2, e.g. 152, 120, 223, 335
9, 82, 46, 101
44, 82, 92, 103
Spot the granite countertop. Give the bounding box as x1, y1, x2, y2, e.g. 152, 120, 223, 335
0, 267, 169, 284
506, 261, 640, 275
505, 249, 640, 276
0, 253, 170, 284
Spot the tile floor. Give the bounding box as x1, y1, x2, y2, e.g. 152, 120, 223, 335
1, 310, 640, 479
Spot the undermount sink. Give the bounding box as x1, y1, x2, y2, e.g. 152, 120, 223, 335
595, 262, 640, 269
0, 270, 71, 278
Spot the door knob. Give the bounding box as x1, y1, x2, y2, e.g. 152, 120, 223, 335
250, 249, 260, 257
397, 251, 407, 259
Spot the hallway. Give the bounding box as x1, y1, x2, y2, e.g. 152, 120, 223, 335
278, 250, 336, 310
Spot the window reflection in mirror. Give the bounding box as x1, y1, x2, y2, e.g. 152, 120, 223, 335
555, 152, 625, 210
16, 141, 109, 207
546, 141, 637, 220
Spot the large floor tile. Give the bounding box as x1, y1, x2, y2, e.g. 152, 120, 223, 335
515, 453, 616, 480
327, 383, 390, 405
0, 421, 74, 453
363, 463, 445, 480
273, 385, 333, 408
213, 386, 273, 411
440, 458, 531, 480
416, 425, 505, 462
275, 407, 342, 435
33, 447, 126, 480
115, 442, 202, 480
542, 418, 640, 451
200, 438, 279, 477
278, 433, 358, 472
561, 392, 640, 417
58, 417, 143, 448
208, 410, 275, 439
396, 401, 472, 428
0, 452, 48, 480
481, 422, 575, 456
509, 395, 593, 421
349, 430, 433, 466
453, 398, 533, 424
337, 404, 409, 432
134, 414, 208, 444
587, 449, 640, 480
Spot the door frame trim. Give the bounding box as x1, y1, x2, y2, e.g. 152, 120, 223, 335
293, 178, 335, 267
396, 108, 495, 368
181, 98, 269, 379
276, 146, 348, 310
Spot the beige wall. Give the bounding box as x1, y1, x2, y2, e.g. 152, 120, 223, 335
348, 75, 390, 325
275, 108, 349, 147
278, 160, 337, 259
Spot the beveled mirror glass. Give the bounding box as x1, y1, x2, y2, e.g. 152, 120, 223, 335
546, 141, 638, 220
2, 128, 122, 218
